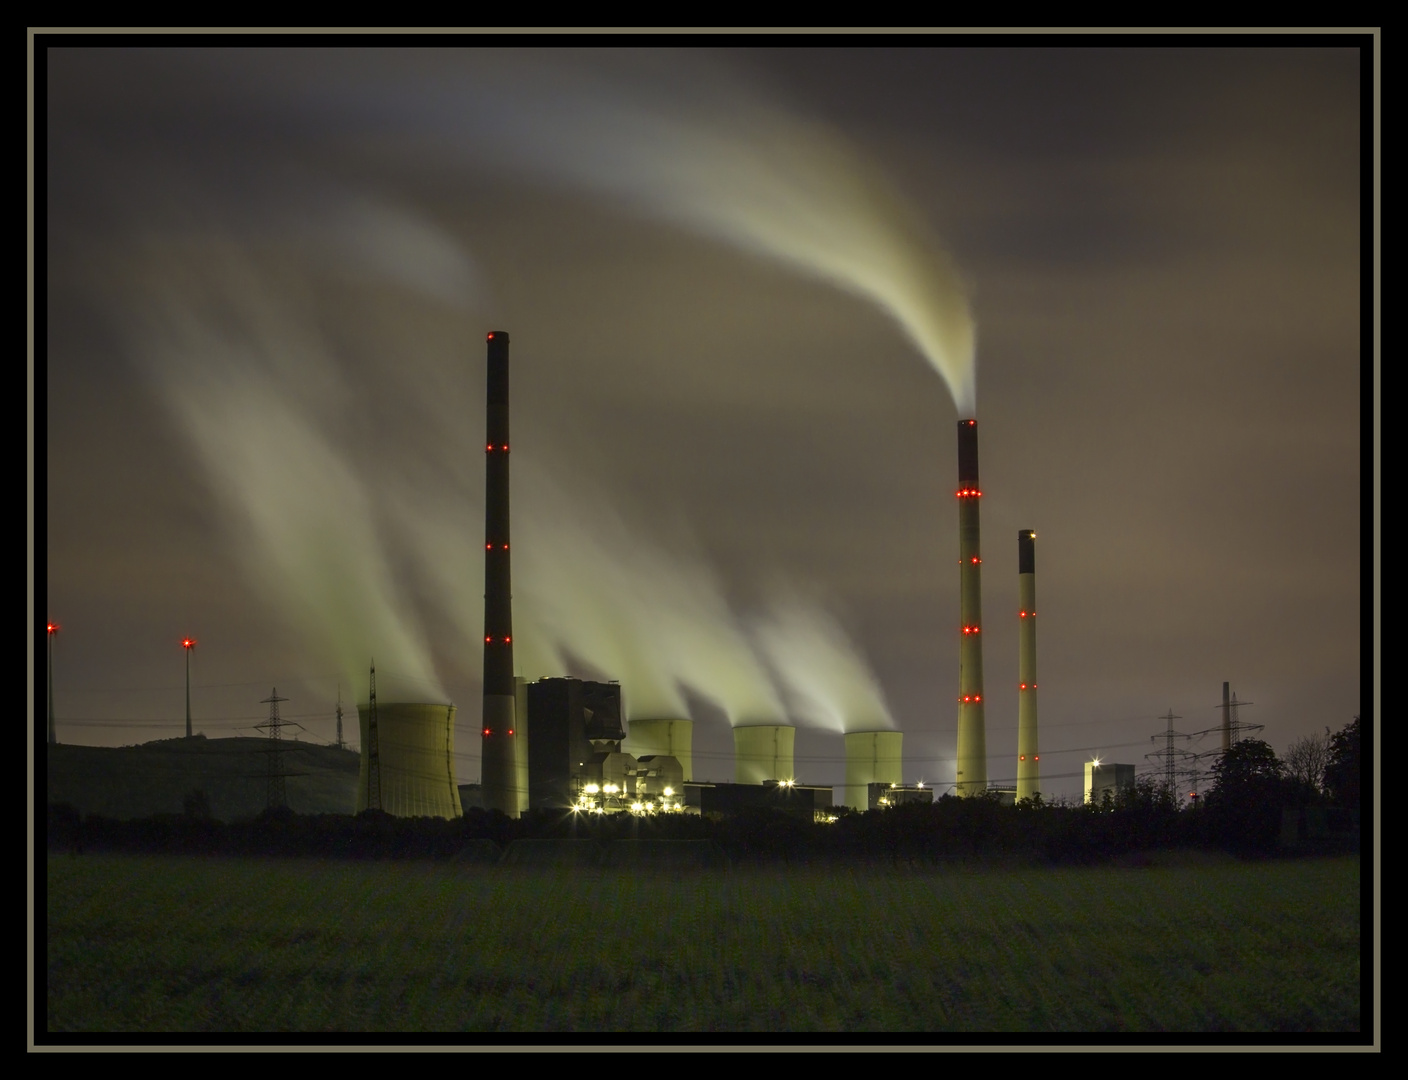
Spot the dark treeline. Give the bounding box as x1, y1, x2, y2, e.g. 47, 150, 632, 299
46, 720, 1362, 865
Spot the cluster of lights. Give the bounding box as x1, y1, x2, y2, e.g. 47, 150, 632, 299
574, 781, 682, 815
1018, 754, 1040, 761
481, 727, 516, 737
483, 635, 513, 644
484, 443, 510, 453
485, 542, 510, 550
969, 556, 982, 565
961, 625, 981, 635
955, 488, 983, 498
959, 694, 983, 703
1018, 682, 1038, 690
1019, 610, 1037, 618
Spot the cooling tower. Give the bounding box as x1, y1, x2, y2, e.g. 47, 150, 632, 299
356, 702, 463, 819
955, 419, 987, 795
626, 719, 694, 781
481, 330, 519, 815
1016, 530, 1040, 801
842, 730, 903, 809
733, 725, 795, 785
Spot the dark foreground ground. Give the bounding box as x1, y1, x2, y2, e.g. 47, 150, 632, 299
43, 851, 1361, 1036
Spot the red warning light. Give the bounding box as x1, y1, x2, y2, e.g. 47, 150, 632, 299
47, 622, 59, 634
1020, 754, 1025, 761
1034, 756, 1039, 762
504, 636, 511, 644
507, 729, 514, 736
181, 638, 196, 649
975, 695, 982, 702
483, 728, 492, 737
486, 332, 495, 341
486, 444, 494, 453
485, 636, 492, 644
971, 557, 981, 564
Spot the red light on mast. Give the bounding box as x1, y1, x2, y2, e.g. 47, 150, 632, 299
47, 623, 59, 634
181, 638, 196, 649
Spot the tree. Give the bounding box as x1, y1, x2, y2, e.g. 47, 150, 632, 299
1205, 739, 1289, 853
1323, 716, 1361, 809
1285, 730, 1331, 798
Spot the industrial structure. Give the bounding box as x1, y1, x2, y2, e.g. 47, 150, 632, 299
481, 330, 518, 815
841, 730, 902, 810
625, 719, 694, 782
1084, 761, 1135, 805
1016, 529, 1040, 801
868, 783, 932, 810
356, 701, 463, 818
733, 725, 796, 785
955, 419, 987, 795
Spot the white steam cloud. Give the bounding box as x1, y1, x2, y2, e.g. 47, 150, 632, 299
86, 51, 945, 738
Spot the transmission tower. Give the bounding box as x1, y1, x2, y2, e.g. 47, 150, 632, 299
1146, 709, 1197, 802
254, 688, 305, 810
336, 683, 345, 751
366, 662, 382, 811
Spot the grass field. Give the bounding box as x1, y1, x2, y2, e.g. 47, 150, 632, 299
44, 852, 1361, 1034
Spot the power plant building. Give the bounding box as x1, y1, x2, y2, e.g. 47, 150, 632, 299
356, 702, 463, 819
1084, 762, 1136, 805
625, 719, 694, 782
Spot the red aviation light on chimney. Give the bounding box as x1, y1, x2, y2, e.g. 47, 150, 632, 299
47, 622, 59, 634
483, 727, 492, 737
961, 625, 981, 635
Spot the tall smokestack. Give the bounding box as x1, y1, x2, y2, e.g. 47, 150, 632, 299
1016, 529, 1039, 801
955, 419, 986, 795
482, 331, 518, 815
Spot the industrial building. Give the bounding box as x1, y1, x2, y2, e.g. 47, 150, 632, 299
1084, 762, 1135, 804
356, 701, 463, 819
525, 675, 686, 813
867, 782, 932, 810
685, 779, 835, 823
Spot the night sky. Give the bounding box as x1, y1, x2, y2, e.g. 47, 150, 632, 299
41, 44, 1366, 802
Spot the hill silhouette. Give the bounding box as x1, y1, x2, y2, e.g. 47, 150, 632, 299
46, 736, 359, 820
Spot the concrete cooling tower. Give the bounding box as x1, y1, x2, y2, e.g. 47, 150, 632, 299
733, 725, 795, 785
626, 719, 694, 782
356, 702, 463, 819
842, 730, 903, 809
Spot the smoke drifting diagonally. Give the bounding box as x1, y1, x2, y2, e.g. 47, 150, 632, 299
294, 51, 978, 414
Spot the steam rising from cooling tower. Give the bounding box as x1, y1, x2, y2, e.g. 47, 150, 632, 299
76, 51, 972, 760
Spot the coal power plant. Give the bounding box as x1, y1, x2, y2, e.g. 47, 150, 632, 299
353, 333, 1041, 819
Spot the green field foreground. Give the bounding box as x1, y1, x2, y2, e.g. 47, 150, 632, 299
45, 852, 1360, 1034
